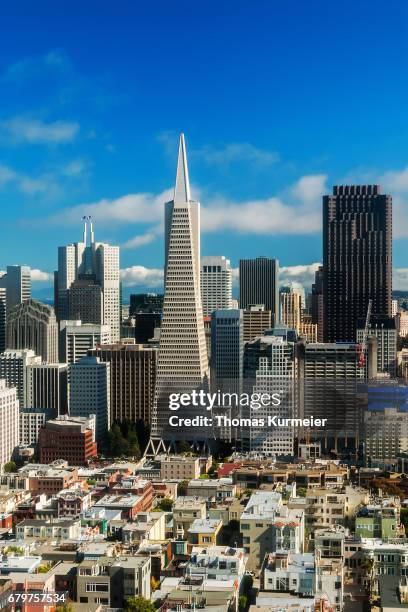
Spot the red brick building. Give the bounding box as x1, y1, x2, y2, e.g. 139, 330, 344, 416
39, 416, 97, 466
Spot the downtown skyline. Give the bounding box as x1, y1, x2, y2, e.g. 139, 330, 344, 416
2, 1, 408, 294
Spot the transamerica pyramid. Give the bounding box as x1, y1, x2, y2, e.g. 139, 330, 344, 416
147, 134, 210, 453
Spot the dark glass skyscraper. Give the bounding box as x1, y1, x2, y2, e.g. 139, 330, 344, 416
239, 257, 279, 322
323, 185, 392, 342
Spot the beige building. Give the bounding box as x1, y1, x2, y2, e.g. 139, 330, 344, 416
6, 299, 58, 363
365, 407, 408, 463
305, 486, 368, 530
159, 455, 201, 480
173, 496, 206, 539
243, 305, 272, 343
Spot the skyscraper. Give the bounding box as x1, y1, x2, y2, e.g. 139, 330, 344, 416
59, 320, 111, 364
26, 363, 68, 416
239, 257, 279, 321
356, 315, 397, 377
149, 134, 209, 451
281, 289, 302, 330
90, 341, 157, 424
0, 349, 41, 407
56, 219, 120, 341
201, 256, 233, 316
0, 265, 31, 313
6, 299, 59, 363
323, 185, 392, 342
69, 355, 110, 443
311, 266, 324, 343
0, 278, 6, 353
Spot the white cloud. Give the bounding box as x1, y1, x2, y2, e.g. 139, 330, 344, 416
0, 163, 57, 195
195, 142, 279, 167
31, 269, 53, 282
122, 232, 158, 249
290, 174, 327, 205
120, 266, 164, 288
0, 117, 79, 145
1, 49, 71, 82
62, 159, 86, 177
280, 263, 322, 288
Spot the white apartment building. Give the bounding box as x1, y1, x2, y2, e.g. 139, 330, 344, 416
201, 256, 232, 316
0, 349, 41, 407
19, 407, 51, 446
0, 378, 19, 469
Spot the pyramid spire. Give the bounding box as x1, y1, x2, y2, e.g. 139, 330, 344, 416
174, 133, 191, 203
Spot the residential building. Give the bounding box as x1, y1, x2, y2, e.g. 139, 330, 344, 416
0, 379, 19, 469
159, 455, 201, 480
122, 511, 166, 546
149, 134, 209, 449
6, 299, 59, 363
60, 320, 111, 364
240, 491, 305, 570
15, 518, 81, 541
305, 486, 368, 530
173, 496, 207, 539
239, 257, 279, 322
38, 415, 97, 465
69, 355, 110, 443
56, 488, 92, 518
201, 255, 233, 316
187, 517, 222, 547
76, 556, 151, 608
186, 478, 236, 501
323, 185, 392, 342
90, 341, 156, 423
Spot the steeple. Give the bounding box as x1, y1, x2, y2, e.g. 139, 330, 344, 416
174, 133, 191, 204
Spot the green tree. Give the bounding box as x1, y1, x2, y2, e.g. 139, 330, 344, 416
157, 498, 173, 511
3, 461, 16, 473
178, 440, 192, 453
238, 595, 248, 611
124, 595, 156, 612
178, 480, 189, 496
55, 605, 74, 612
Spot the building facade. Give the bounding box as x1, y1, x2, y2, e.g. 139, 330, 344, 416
201, 256, 233, 316
0, 379, 19, 469
90, 341, 156, 423
323, 185, 392, 342
59, 320, 111, 364
239, 257, 279, 322
26, 362, 68, 415
6, 299, 59, 363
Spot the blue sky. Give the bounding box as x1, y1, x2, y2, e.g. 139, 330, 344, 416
1, 0, 408, 293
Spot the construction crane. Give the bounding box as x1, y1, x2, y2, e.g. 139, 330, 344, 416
357, 299, 373, 369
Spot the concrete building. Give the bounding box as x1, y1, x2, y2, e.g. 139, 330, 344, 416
55, 218, 120, 341
69, 355, 110, 443
0, 379, 19, 469
159, 455, 200, 480
250, 337, 297, 457
211, 309, 243, 387
397, 311, 408, 338
0, 349, 41, 406
243, 305, 272, 344
311, 265, 324, 343
76, 556, 151, 608
173, 496, 207, 539
19, 407, 52, 447
323, 185, 392, 342
26, 362, 68, 415
201, 256, 233, 316
0, 265, 31, 313
150, 134, 209, 449
0, 281, 6, 353
39, 415, 97, 465
6, 299, 58, 363
281, 289, 302, 330
240, 491, 305, 570
299, 342, 369, 453
90, 341, 156, 423
364, 407, 408, 464
239, 257, 279, 323
357, 315, 397, 377
60, 320, 111, 364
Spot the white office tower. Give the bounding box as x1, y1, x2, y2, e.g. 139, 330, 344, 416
0, 278, 6, 353
0, 379, 19, 469
0, 349, 41, 407
59, 320, 111, 364
26, 363, 68, 415
56, 219, 120, 341
201, 256, 232, 316
69, 355, 110, 443
149, 134, 209, 453
250, 337, 296, 457
0, 265, 31, 313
